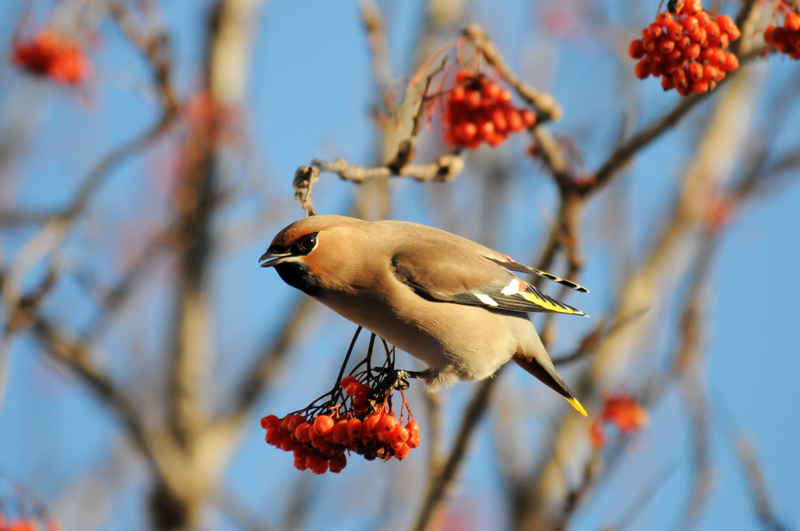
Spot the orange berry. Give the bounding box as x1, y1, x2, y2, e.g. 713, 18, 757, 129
684, 0, 701, 15
696, 11, 710, 26
658, 36, 675, 54
786, 13, 800, 32
313, 415, 334, 436
293, 455, 309, 471
491, 108, 508, 132
329, 453, 347, 473
520, 109, 536, 127
687, 62, 703, 81
465, 90, 481, 108
332, 420, 350, 444
666, 22, 683, 40
634, 59, 650, 79
481, 82, 502, 100
450, 85, 466, 102
683, 16, 699, 34
280, 436, 295, 452
724, 52, 738, 71
704, 21, 720, 40
363, 413, 382, 437
716, 15, 736, 35
395, 443, 411, 459
649, 61, 665, 77
629, 39, 646, 59
656, 12, 673, 26
477, 120, 495, 139
455, 121, 478, 142
346, 418, 363, 439
486, 133, 504, 147
661, 75, 675, 90
391, 425, 409, 445
506, 109, 524, 132
455, 69, 472, 83
498, 89, 512, 103
261, 415, 280, 429
377, 415, 398, 433
294, 422, 312, 443
692, 80, 709, 94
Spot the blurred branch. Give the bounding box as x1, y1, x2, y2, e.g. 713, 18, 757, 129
0, 1, 179, 228
587, 46, 768, 199
30, 316, 160, 476
413, 376, 498, 531
220, 296, 316, 424
521, 48, 764, 529
464, 25, 562, 123
360, 2, 393, 112
734, 436, 787, 531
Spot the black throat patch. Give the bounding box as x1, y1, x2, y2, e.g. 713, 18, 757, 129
275, 262, 320, 296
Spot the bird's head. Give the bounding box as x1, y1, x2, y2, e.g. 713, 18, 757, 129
259, 215, 368, 295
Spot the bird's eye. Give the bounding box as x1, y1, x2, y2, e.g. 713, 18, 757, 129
296, 233, 318, 254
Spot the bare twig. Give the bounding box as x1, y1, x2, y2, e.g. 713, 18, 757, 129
463, 25, 563, 123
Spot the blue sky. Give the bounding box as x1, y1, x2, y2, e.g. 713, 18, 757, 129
1, 0, 799, 529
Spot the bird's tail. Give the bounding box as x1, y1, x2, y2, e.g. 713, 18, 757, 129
513, 354, 587, 417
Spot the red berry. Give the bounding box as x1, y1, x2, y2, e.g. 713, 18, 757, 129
363, 413, 381, 436
395, 443, 411, 459
332, 420, 350, 444
329, 453, 347, 473
683, 16, 699, 34
455, 121, 477, 142
491, 108, 508, 132
787, 13, 800, 32
481, 82, 502, 100
520, 109, 536, 127
658, 35, 675, 54
346, 418, 363, 439
716, 15, 736, 35
684, 0, 701, 15
294, 422, 312, 443
723, 52, 738, 71
656, 12, 673, 26
455, 69, 472, 83
450, 85, 466, 102
465, 90, 481, 108
666, 22, 683, 40
261, 415, 280, 429
687, 62, 703, 81
629, 39, 646, 59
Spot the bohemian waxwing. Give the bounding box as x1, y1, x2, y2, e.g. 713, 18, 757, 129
260, 215, 589, 416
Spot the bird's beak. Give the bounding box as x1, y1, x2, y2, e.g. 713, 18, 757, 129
259, 250, 292, 268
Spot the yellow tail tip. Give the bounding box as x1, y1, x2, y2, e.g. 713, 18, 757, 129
566, 396, 588, 417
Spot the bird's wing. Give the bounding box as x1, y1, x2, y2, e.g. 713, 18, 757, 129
485, 256, 588, 293
389, 238, 586, 317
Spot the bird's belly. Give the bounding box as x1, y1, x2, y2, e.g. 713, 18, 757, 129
314, 291, 518, 383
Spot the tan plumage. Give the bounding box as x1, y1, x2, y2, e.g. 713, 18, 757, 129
260, 215, 588, 416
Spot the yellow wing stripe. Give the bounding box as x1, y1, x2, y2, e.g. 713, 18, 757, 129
520, 291, 583, 315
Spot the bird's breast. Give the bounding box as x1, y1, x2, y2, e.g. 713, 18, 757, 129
313, 285, 519, 381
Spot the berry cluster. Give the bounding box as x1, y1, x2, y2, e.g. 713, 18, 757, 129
443, 70, 536, 149
589, 393, 649, 449
629, 0, 740, 96
0, 516, 60, 531
764, 12, 800, 59
261, 376, 419, 474
12, 29, 91, 85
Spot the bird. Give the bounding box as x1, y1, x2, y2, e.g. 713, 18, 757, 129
259, 215, 589, 416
